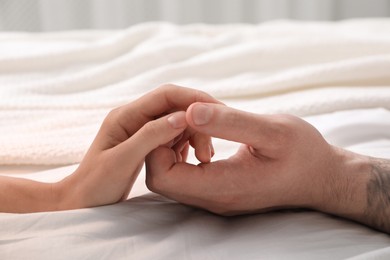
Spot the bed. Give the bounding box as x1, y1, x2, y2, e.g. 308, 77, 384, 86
1, 19, 390, 259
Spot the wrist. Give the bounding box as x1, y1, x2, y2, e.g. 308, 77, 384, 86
52, 179, 71, 211
314, 146, 371, 220
54, 174, 85, 211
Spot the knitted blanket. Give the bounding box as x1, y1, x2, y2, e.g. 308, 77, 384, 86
1, 19, 390, 165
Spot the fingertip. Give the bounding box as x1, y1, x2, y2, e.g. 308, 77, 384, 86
186, 102, 214, 127
167, 111, 187, 129
195, 143, 212, 163
186, 103, 196, 125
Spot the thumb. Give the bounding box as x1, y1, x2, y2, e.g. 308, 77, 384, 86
186, 103, 279, 153
112, 111, 187, 164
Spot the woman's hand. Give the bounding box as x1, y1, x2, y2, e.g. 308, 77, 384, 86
54, 85, 220, 210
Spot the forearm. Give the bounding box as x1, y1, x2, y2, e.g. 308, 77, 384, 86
319, 148, 390, 234
0, 176, 60, 213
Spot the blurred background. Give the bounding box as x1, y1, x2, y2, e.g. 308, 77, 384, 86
0, 0, 390, 32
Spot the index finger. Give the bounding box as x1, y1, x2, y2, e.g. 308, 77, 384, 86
186, 103, 290, 157
137, 84, 222, 118
119, 84, 222, 134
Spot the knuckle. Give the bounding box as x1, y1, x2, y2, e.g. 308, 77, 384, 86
142, 120, 160, 137
156, 83, 177, 93
194, 88, 211, 103
266, 114, 298, 146
102, 107, 121, 126
271, 114, 296, 133
106, 106, 121, 120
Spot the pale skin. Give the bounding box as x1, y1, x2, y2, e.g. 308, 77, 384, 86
0, 85, 218, 213
0, 86, 389, 235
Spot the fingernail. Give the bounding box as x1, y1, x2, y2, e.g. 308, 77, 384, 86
168, 112, 187, 129
192, 104, 213, 126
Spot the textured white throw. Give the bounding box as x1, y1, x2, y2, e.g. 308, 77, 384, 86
1, 19, 390, 165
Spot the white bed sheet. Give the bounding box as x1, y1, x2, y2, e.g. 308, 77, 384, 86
1, 20, 390, 259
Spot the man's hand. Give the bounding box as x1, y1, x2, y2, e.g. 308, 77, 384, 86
146, 102, 390, 234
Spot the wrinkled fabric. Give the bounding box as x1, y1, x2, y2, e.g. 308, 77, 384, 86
1, 20, 390, 164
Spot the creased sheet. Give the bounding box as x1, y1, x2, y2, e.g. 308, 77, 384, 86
1, 20, 390, 165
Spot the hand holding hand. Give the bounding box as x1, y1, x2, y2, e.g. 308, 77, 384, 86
56, 86, 219, 210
